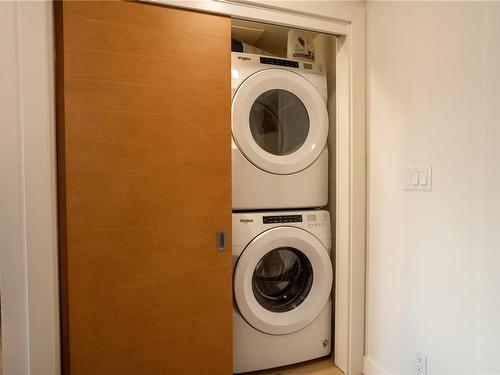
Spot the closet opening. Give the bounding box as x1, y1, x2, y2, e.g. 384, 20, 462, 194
230, 18, 340, 375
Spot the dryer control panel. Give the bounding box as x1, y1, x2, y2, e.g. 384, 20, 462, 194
231, 52, 327, 94
260, 57, 299, 68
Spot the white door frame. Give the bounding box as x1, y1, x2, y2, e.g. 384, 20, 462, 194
1, 1, 60, 375
1, 1, 365, 374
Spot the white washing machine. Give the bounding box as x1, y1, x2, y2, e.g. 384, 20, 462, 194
231, 53, 329, 210
232, 210, 333, 374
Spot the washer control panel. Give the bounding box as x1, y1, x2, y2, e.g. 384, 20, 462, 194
306, 212, 329, 229
263, 214, 302, 224
233, 210, 331, 246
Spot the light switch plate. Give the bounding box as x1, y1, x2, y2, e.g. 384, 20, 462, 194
404, 166, 432, 191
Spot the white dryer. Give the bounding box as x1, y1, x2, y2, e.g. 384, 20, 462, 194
232, 210, 333, 374
232, 53, 329, 210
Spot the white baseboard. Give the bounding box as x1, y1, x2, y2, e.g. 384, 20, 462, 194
363, 356, 392, 375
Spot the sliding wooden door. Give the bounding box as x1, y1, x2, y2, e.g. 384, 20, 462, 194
55, 2, 232, 373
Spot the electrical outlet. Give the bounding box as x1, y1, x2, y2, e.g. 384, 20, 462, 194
416, 353, 427, 375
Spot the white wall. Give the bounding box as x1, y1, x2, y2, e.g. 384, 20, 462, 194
0, 2, 30, 373
366, 2, 488, 374
480, 3, 500, 375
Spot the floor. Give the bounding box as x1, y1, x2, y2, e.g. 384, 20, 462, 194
250, 358, 344, 375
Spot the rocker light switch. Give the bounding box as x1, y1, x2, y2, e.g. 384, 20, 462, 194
420, 172, 428, 186
411, 172, 419, 186
404, 166, 432, 191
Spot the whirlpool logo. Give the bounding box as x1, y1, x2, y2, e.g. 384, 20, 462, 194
240, 219, 253, 224
237, 56, 251, 62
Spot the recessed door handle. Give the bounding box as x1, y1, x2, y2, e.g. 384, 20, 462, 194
216, 230, 226, 252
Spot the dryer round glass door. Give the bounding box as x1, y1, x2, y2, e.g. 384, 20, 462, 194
234, 227, 333, 335
232, 69, 329, 175
249, 90, 309, 156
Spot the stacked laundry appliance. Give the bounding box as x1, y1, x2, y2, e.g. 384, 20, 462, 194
231, 52, 333, 374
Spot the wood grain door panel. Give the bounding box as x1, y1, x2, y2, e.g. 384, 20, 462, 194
55, 2, 232, 374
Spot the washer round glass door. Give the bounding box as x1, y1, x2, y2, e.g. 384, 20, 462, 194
234, 227, 333, 335
232, 69, 329, 175
252, 246, 313, 313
